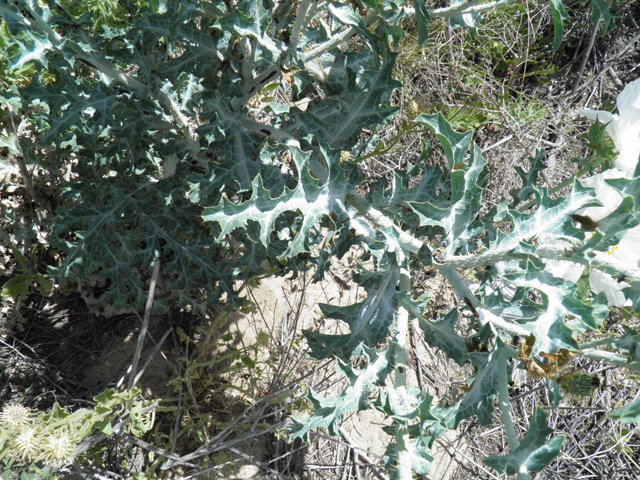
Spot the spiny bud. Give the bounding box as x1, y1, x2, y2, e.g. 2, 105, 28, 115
41, 429, 78, 467
0, 403, 33, 432
557, 372, 599, 399
10, 427, 42, 462
340, 151, 353, 163
406, 99, 427, 119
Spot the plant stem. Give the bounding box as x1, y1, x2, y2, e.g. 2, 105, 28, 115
290, 0, 313, 52
478, 308, 531, 337
498, 359, 519, 450
353, 125, 424, 163
580, 348, 635, 370
395, 265, 410, 389
424, 0, 518, 19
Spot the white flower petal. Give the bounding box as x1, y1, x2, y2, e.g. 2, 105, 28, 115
486, 277, 516, 302
612, 224, 640, 268
579, 108, 616, 130
545, 259, 584, 283
577, 168, 626, 220
589, 269, 627, 306
616, 77, 640, 116
613, 78, 640, 175
615, 148, 640, 176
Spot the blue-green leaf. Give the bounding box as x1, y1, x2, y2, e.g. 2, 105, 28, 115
591, 0, 619, 33
411, 0, 430, 48
549, 0, 568, 52
288, 345, 392, 442
202, 144, 354, 259
454, 338, 510, 426
484, 406, 565, 475
609, 397, 640, 425
402, 301, 469, 366
304, 259, 400, 360
414, 113, 472, 171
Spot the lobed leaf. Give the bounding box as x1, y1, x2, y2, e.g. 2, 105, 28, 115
288, 345, 393, 442
484, 406, 565, 475
304, 258, 400, 360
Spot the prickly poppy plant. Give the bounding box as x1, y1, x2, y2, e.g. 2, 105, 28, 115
1, 0, 639, 478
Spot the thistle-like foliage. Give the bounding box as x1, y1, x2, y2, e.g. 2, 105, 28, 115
0, 0, 634, 479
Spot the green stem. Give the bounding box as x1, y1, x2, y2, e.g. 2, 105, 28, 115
395, 265, 410, 389
353, 125, 424, 164
498, 354, 531, 480
498, 360, 519, 450
580, 348, 634, 369
290, 0, 313, 51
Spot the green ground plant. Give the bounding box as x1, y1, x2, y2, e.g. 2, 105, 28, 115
1, 0, 638, 479
0, 388, 155, 478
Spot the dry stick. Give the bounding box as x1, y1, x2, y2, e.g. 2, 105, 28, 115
132, 327, 171, 387
435, 434, 503, 480
574, 28, 640, 96
170, 346, 184, 455
340, 444, 350, 480
571, 15, 602, 96
338, 427, 390, 480
127, 260, 160, 390
117, 431, 182, 461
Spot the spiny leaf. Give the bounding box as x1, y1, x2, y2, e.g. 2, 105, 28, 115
414, 113, 472, 171
367, 151, 449, 224
484, 406, 565, 475
590, 0, 620, 34
288, 345, 393, 442
609, 397, 640, 425
52, 177, 235, 311
502, 259, 598, 361
454, 338, 510, 426
304, 259, 400, 360
285, 49, 401, 150
410, 144, 486, 249
402, 301, 469, 366
213, 2, 280, 55
202, 144, 355, 259
510, 149, 547, 206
